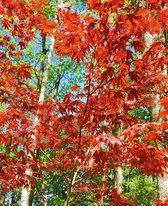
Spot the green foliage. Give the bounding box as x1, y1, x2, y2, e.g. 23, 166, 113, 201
130, 107, 152, 121
43, 2, 56, 19
4, 189, 21, 206
31, 172, 67, 206
124, 169, 157, 206
48, 195, 64, 206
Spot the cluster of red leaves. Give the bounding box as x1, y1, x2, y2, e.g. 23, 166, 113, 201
0, 0, 56, 55
0, 157, 28, 191
0, 0, 45, 190
0, 60, 38, 190
109, 189, 136, 206
121, 121, 168, 175
87, 0, 124, 13
160, 97, 168, 119
155, 200, 168, 206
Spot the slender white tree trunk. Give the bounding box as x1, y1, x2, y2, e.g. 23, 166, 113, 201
20, 25, 56, 206
157, 68, 168, 201
114, 124, 124, 193
114, 167, 123, 193
145, 31, 168, 201
132, 0, 168, 201
21, 186, 31, 206
158, 176, 168, 200
20, 0, 68, 204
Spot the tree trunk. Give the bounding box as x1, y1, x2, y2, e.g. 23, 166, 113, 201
132, 0, 168, 201
158, 176, 168, 200
157, 68, 168, 201
20, 0, 68, 204
114, 167, 123, 193
144, 29, 168, 202
114, 124, 124, 194
21, 187, 31, 206
20, 24, 56, 206
64, 170, 78, 206
0, 191, 5, 206
42, 180, 47, 206
99, 170, 106, 206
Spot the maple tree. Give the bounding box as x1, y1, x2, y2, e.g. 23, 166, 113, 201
0, 0, 168, 205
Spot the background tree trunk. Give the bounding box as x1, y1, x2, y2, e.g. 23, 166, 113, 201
20, 23, 56, 206
114, 167, 123, 193
20, 1, 67, 204
0, 191, 5, 206
145, 30, 168, 202
42, 180, 47, 206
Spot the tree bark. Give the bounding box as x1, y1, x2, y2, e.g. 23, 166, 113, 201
114, 124, 124, 194
21, 187, 31, 206
157, 68, 168, 201
0, 191, 5, 206
20, 22, 56, 206
99, 170, 106, 206
20, 1, 68, 204
114, 167, 123, 193
132, 0, 168, 201
64, 169, 78, 206
144, 30, 168, 202
158, 176, 168, 200
42, 180, 47, 206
